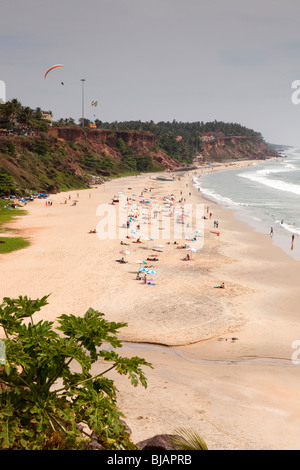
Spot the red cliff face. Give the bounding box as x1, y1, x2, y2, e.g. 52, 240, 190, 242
49, 127, 155, 146
200, 136, 277, 161
48, 127, 180, 170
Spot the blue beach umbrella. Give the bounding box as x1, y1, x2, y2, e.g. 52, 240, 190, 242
145, 269, 157, 275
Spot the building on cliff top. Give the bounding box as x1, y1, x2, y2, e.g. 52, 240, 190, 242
41, 112, 52, 125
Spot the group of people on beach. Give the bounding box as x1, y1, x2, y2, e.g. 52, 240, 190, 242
108, 180, 228, 291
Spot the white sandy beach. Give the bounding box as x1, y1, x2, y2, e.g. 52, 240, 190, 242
1, 160, 300, 450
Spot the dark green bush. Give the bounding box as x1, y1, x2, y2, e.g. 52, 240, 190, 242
0, 296, 152, 450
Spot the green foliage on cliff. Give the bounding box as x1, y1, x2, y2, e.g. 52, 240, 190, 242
0, 136, 89, 195
0, 132, 164, 196
0, 98, 276, 196
116, 137, 162, 174
0, 98, 165, 196
99, 119, 264, 163
0, 172, 16, 195
0, 99, 49, 132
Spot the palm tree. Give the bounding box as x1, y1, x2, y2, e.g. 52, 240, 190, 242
3, 98, 22, 125
34, 107, 43, 120
19, 106, 35, 127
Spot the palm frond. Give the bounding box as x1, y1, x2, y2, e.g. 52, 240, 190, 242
170, 427, 208, 450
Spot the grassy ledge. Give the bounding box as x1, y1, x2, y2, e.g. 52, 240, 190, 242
0, 200, 29, 254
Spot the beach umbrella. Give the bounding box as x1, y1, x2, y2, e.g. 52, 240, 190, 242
194, 230, 202, 237
146, 269, 157, 275
141, 235, 153, 247
138, 267, 148, 273
186, 247, 197, 258
135, 260, 147, 267
119, 250, 131, 260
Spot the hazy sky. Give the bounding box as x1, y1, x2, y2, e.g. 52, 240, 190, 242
2, 0, 300, 145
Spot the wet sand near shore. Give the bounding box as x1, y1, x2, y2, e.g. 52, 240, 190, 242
1, 161, 300, 449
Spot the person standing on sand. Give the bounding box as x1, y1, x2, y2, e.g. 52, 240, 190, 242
270, 227, 274, 237
291, 234, 295, 250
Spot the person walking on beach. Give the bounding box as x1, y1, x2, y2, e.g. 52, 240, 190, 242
270, 227, 274, 237
291, 233, 295, 250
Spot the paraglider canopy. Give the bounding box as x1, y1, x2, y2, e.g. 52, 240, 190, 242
44, 64, 64, 79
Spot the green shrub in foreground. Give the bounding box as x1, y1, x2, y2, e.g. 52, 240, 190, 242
0, 295, 152, 450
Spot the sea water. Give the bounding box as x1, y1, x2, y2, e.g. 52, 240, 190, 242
193, 147, 300, 261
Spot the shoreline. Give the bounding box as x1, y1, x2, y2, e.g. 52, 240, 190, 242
193, 157, 300, 262
1, 161, 300, 449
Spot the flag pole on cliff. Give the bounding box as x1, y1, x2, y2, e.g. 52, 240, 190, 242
81, 78, 85, 127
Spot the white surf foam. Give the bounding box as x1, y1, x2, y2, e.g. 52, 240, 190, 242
238, 172, 300, 196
